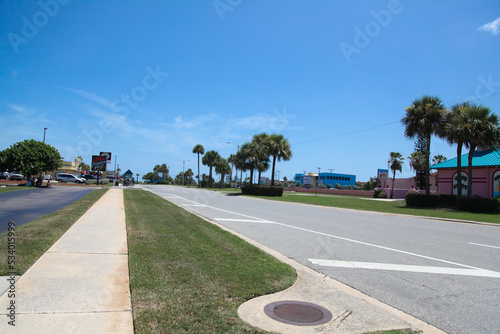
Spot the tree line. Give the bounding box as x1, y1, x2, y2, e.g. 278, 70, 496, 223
193, 133, 292, 188
389, 95, 500, 198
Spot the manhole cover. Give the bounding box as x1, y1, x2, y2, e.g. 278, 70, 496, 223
264, 300, 333, 326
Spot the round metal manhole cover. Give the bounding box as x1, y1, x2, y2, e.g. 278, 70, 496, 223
264, 300, 333, 326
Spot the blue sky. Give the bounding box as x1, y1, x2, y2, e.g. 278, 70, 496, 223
1, 0, 499, 182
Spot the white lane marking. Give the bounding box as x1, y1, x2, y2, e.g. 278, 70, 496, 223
183, 204, 207, 207
215, 218, 273, 223
469, 242, 500, 250
308, 259, 500, 278
153, 189, 489, 273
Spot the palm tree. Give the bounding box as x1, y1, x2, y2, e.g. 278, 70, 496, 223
461, 104, 500, 197
402, 95, 447, 195
153, 164, 161, 180
201, 150, 220, 188
444, 102, 472, 196
159, 163, 169, 181
388, 152, 404, 199
432, 155, 447, 165
215, 158, 231, 188
267, 133, 292, 186
252, 133, 271, 183
192, 144, 205, 187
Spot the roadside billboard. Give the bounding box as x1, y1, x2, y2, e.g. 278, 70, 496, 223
100, 152, 112, 164
303, 175, 314, 185
92, 155, 107, 172
377, 169, 389, 179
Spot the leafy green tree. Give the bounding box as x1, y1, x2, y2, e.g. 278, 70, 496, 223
202, 150, 220, 188
234, 142, 267, 186
153, 164, 161, 180
408, 151, 426, 190
388, 152, 404, 199
142, 172, 159, 183
184, 168, 195, 184
215, 158, 231, 188
192, 144, 205, 187
461, 104, 500, 197
267, 133, 292, 186
0, 139, 62, 179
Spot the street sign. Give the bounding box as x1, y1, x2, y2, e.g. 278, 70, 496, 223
100, 152, 112, 164
92, 155, 107, 172
303, 175, 313, 185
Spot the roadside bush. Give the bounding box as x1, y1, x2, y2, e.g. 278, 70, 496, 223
373, 189, 386, 198
241, 185, 284, 197
456, 197, 500, 213
405, 193, 439, 207
437, 194, 457, 208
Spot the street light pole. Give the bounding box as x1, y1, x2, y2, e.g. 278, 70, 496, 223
316, 167, 321, 196
227, 142, 240, 189
179, 160, 190, 186
114, 156, 118, 186
43, 128, 47, 143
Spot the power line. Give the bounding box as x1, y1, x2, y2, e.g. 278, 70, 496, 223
293, 120, 400, 145
467, 91, 500, 103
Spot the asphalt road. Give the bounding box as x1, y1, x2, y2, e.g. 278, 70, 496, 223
0, 186, 95, 233
141, 185, 500, 334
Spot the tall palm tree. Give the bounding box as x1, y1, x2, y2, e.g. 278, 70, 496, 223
432, 155, 447, 165
201, 150, 220, 188
192, 144, 205, 187
267, 133, 292, 186
402, 95, 447, 195
388, 152, 404, 199
215, 158, 231, 188
159, 163, 169, 181
444, 102, 472, 196
461, 104, 500, 197
153, 164, 161, 180
252, 132, 271, 183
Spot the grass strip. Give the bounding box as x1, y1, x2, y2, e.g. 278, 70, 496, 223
124, 189, 297, 333
0, 188, 108, 275
0, 187, 30, 193
255, 193, 500, 224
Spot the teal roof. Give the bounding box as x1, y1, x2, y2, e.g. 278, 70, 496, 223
431, 149, 500, 169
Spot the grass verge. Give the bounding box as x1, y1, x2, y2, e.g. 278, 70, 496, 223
257, 192, 500, 224
0, 188, 108, 275
124, 189, 297, 333
0, 186, 31, 193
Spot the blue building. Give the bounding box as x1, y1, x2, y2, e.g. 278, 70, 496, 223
295, 172, 356, 188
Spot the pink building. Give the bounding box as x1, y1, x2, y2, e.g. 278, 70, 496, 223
432, 148, 500, 199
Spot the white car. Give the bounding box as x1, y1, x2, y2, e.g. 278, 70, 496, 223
56, 173, 86, 184
6, 172, 24, 181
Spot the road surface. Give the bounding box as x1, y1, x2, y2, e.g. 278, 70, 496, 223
141, 185, 500, 334
0, 186, 95, 233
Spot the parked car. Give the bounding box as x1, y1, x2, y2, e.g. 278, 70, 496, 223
80, 174, 97, 180
56, 173, 86, 184
0, 171, 9, 180
6, 172, 24, 181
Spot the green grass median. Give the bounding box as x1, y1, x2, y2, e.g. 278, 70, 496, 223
0, 188, 107, 275
256, 192, 500, 224
124, 189, 296, 333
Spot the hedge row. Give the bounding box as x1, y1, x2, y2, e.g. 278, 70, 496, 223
405, 193, 499, 213
241, 185, 284, 197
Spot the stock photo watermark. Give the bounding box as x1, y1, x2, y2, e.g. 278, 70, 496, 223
339, 0, 405, 64
213, 0, 242, 21
6, 222, 17, 327
7, 0, 70, 54
465, 74, 499, 102
62, 65, 169, 159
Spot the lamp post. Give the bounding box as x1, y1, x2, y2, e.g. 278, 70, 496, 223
179, 160, 190, 186
43, 128, 47, 143
227, 142, 240, 189
316, 167, 321, 196
114, 156, 118, 186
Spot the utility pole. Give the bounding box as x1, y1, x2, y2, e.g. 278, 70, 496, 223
43, 128, 47, 143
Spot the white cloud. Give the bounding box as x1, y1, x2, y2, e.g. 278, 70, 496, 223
58, 86, 115, 109
478, 17, 500, 34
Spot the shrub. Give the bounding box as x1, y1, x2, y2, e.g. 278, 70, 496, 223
241, 185, 284, 197
373, 189, 386, 198
437, 194, 457, 208
456, 197, 500, 213
405, 193, 439, 207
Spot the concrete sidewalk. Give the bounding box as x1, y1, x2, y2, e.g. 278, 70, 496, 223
0, 188, 133, 333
